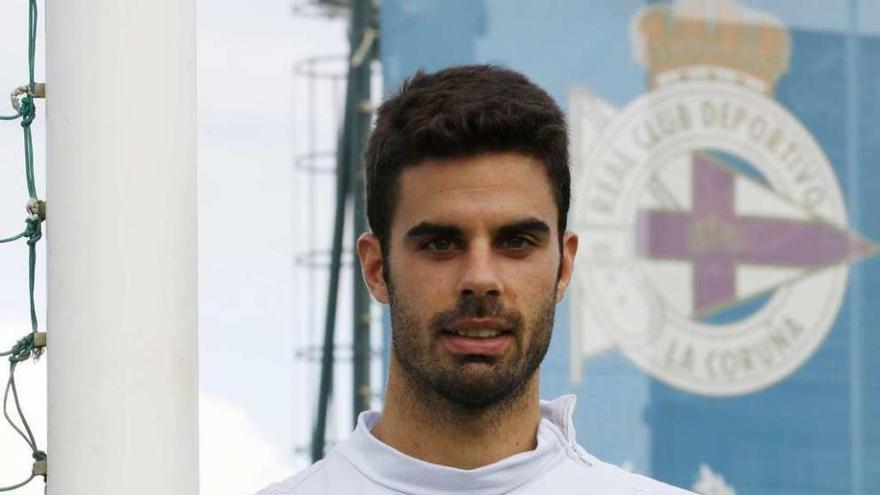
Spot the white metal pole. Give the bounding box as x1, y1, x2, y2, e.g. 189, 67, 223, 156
45, 0, 198, 494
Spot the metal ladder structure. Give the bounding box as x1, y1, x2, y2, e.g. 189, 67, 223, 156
290, 0, 380, 464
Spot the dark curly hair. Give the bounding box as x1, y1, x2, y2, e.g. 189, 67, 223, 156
363, 64, 570, 253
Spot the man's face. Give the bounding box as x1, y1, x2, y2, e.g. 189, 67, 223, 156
359, 152, 578, 409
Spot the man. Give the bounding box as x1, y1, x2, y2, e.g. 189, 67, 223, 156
258, 65, 695, 494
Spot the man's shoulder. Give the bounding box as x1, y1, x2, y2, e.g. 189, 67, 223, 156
251, 450, 363, 495
551, 447, 696, 495
588, 460, 697, 494
251, 459, 325, 495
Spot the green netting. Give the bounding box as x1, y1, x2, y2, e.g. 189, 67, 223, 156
0, 0, 47, 491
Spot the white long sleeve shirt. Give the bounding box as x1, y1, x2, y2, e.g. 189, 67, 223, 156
256, 395, 696, 494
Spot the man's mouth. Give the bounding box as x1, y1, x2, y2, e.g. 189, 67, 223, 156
439, 318, 513, 355
445, 328, 504, 339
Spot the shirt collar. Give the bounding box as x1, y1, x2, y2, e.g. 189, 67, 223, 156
336, 395, 578, 495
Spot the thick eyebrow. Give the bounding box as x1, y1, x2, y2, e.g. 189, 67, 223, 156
405, 222, 464, 239
495, 218, 551, 238
404, 218, 551, 241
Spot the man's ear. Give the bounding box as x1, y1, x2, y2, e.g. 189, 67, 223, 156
555, 231, 579, 303
357, 233, 390, 304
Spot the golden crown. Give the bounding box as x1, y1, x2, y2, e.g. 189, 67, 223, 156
633, 1, 791, 93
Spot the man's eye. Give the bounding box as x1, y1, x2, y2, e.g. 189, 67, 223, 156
423, 238, 457, 252
500, 236, 532, 250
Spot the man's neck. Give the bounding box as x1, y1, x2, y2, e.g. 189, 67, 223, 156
370, 362, 542, 470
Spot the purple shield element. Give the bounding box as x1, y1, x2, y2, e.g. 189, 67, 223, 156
637, 153, 874, 316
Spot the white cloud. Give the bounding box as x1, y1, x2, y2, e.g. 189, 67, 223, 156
200, 393, 293, 495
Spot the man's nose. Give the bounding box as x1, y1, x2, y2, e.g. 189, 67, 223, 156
457, 243, 502, 297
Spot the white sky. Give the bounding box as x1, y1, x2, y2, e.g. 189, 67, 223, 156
0, 0, 349, 493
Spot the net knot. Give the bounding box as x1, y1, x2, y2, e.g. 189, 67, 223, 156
8, 333, 36, 363
10, 86, 37, 126
23, 214, 42, 245
18, 95, 35, 126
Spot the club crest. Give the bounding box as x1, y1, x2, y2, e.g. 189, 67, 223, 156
569, 0, 877, 395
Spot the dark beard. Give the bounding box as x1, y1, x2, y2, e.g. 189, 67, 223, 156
389, 290, 555, 413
